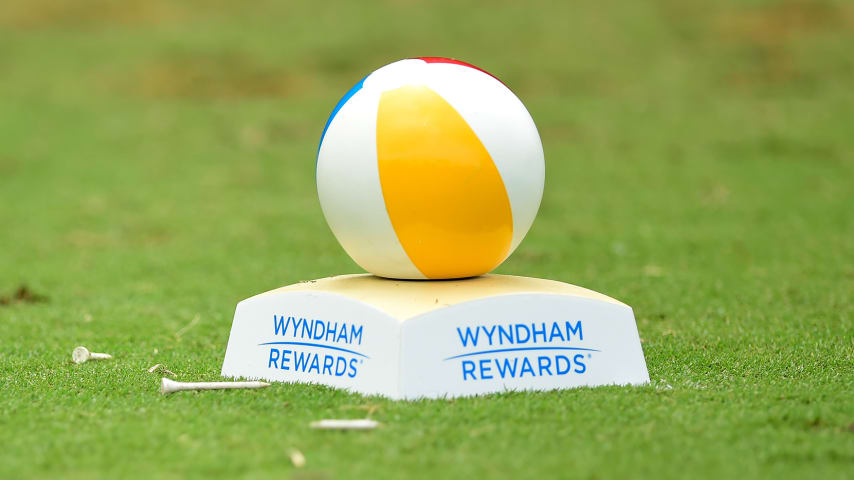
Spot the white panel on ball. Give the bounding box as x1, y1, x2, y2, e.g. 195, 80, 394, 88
316, 85, 424, 279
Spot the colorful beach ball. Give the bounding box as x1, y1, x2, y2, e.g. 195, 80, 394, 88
316, 57, 545, 280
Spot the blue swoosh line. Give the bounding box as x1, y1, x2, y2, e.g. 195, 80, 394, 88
258, 341, 370, 359
443, 346, 600, 361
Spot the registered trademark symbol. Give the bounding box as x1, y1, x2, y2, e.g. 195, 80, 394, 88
587, 354, 592, 359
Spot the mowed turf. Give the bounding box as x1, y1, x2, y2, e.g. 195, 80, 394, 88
1, 0, 852, 478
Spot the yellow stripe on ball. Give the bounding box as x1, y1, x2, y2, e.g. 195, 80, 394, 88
376, 85, 513, 279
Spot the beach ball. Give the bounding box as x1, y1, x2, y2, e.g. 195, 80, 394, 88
317, 57, 545, 279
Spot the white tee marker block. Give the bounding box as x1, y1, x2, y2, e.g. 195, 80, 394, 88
221, 274, 649, 400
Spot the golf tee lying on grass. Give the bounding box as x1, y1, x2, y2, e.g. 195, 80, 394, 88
71, 346, 112, 364
160, 378, 270, 394
310, 419, 380, 430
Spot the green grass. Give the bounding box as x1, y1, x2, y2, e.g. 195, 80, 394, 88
1, 0, 853, 478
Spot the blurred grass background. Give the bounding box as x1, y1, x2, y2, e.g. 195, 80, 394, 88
1, 0, 852, 478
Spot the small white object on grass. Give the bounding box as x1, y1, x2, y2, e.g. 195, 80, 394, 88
72, 346, 113, 364
289, 449, 306, 468
160, 377, 270, 395
147, 364, 177, 377
310, 419, 379, 430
